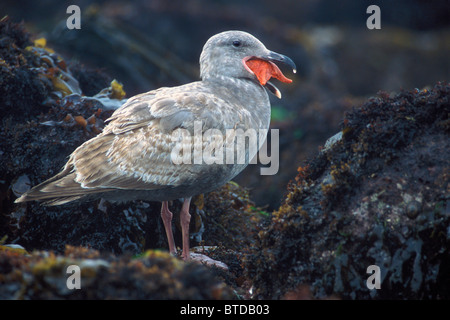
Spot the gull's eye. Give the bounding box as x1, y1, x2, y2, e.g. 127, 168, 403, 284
232, 40, 241, 47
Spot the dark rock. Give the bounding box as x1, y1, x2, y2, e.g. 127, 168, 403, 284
245, 83, 450, 299
0, 245, 233, 299
0, 17, 51, 117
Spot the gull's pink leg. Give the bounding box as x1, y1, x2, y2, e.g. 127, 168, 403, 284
179, 197, 192, 260
160, 201, 176, 255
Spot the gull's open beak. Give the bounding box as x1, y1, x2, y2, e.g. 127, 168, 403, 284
264, 51, 297, 74
253, 51, 296, 99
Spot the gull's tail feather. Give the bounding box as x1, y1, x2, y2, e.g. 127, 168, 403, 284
14, 166, 113, 206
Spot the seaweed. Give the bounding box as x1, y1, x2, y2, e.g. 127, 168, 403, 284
245, 83, 450, 299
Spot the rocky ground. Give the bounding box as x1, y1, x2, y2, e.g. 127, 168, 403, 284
0, 2, 449, 300
245, 83, 449, 299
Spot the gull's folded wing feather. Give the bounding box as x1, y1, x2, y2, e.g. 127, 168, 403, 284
16, 82, 243, 204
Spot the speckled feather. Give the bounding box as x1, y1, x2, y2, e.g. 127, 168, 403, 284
15, 30, 291, 205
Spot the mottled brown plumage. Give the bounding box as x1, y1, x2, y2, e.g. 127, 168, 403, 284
15, 30, 296, 260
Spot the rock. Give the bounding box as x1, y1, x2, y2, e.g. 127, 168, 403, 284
245, 83, 450, 299
0, 245, 234, 299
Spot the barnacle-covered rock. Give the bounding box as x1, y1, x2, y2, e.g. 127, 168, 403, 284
0, 17, 52, 117
0, 245, 233, 299
245, 83, 449, 299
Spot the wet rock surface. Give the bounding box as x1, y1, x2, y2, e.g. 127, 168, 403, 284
245, 84, 449, 299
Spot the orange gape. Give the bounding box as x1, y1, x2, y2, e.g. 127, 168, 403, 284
245, 58, 293, 85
